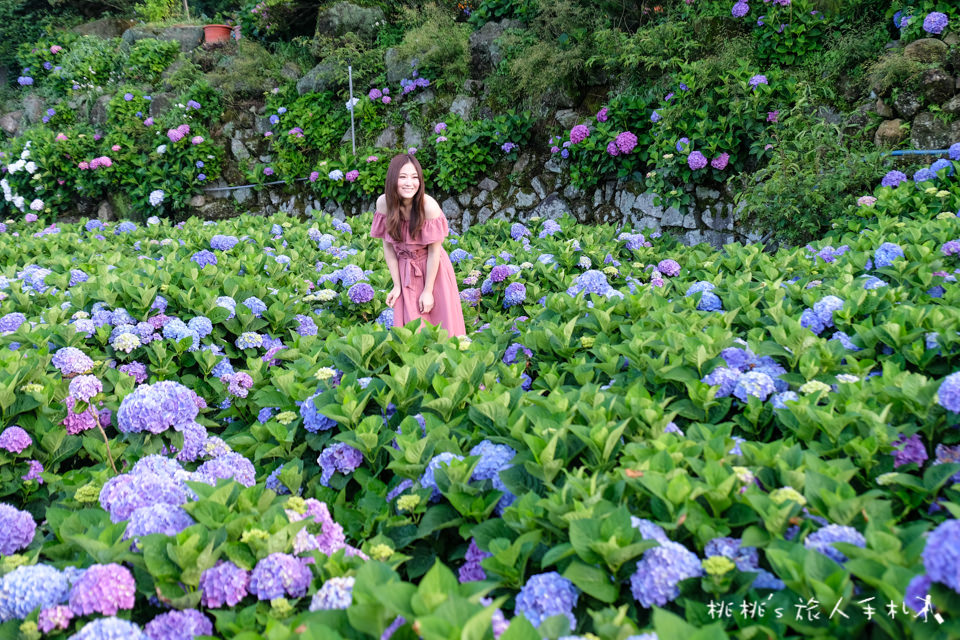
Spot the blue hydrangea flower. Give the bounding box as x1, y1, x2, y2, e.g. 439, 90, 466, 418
631, 517, 670, 544
144, 609, 212, 640
309, 576, 355, 611
317, 442, 364, 487
630, 542, 703, 608
874, 242, 904, 269
191, 250, 217, 268
702, 367, 740, 398
242, 297, 267, 317
210, 235, 239, 251
771, 391, 799, 408
0, 503, 36, 555
300, 390, 338, 433
69, 617, 148, 640
704, 537, 759, 571
376, 308, 394, 329
804, 524, 866, 564
515, 572, 579, 630
937, 372, 960, 413
503, 282, 526, 308
930, 159, 954, 177
450, 248, 473, 263
0, 564, 69, 621
420, 452, 465, 502
539, 220, 562, 238
187, 316, 212, 339
733, 371, 776, 402
196, 452, 256, 487
913, 168, 937, 183
249, 553, 311, 600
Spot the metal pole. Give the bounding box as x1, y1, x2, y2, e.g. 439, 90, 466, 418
348, 65, 356, 155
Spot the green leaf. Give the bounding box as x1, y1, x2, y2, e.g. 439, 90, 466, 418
562, 560, 619, 603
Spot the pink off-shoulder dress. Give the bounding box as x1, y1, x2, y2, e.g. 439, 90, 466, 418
371, 210, 466, 338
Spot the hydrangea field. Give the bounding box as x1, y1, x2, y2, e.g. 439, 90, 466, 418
0, 150, 960, 640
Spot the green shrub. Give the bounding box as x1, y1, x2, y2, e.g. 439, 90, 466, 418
203, 40, 287, 106
54, 35, 127, 93
133, 0, 179, 22
892, 1, 959, 44
734, 109, 888, 246
865, 52, 927, 98
309, 31, 385, 95
126, 38, 181, 84
393, 3, 471, 88
753, 0, 832, 66
801, 22, 889, 106
466, 0, 537, 27
588, 22, 704, 88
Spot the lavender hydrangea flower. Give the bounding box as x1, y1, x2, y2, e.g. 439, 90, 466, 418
630, 542, 703, 608
51, 346, 94, 376
309, 577, 355, 611
459, 539, 492, 583
421, 452, 465, 501
210, 235, 239, 251
117, 380, 199, 434
881, 170, 908, 188
657, 259, 680, 276
539, 220, 562, 238
144, 609, 212, 640
377, 307, 394, 328
0, 426, 31, 453
249, 553, 312, 600
631, 517, 670, 544
904, 574, 932, 613
317, 442, 364, 487
804, 524, 866, 564
191, 250, 217, 268
0, 503, 36, 554
470, 440, 517, 512
687, 151, 708, 170
0, 312, 26, 333
68, 563, 136, 616
510, 223, 531, 240
68, 375, 102, 402
922, 519, 960, 593
348, 282, 375, 304
69, 617, 148, 640
503, 342, 533, 364
515, 571, 579, 630
771, 391, 799, 409
937, 372, 960, 413
933, 444, 960, 483
196, 451, 256, 487
124, 504, 194, 542
732, 2, 749, 18
200, 561, 249, 608
37, 605, 73, 633
702, 367, 740, 398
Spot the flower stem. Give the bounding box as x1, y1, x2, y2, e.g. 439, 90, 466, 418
95, 413, 118, 475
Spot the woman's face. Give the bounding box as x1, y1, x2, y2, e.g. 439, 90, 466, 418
396, 162, 420, 200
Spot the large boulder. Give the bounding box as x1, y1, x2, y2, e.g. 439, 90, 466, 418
468, 19, 523, 77
893, 91, 921, 119
944, 93, 960, 117
911, 112, 952, 149
315, 2, 385, 43
375, 125, 398, 148
385, 48, 415, 85
449, 95, 476, 120
21, 94, 45, 125
874, 119, 906, 147
296, 60, 340, 95
0, 111, 22, 136
920, 68, 956, 105
121, 26, 203, 52
903, 38, 949, 64
72, 18, 135, 39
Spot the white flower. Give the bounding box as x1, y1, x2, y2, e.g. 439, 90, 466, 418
147, 216, 160, 225
156, 145, 167, 155
24, 162, 36, 174
316, 289, 338, 301
578, 256, 592, 269
12, 196, 24, 210
29, 199, 43, 211
19, 148, 30, 160
112, 332, 141, 353
836, 374, 859, 383
345, 97, 360, 111
148, 190, 165, 207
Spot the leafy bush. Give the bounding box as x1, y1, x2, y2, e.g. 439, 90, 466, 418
126, 38, 181, 84
309, 31, 386, 95
393, 3, 471, 88
588, 22, 705, 88
430, 111, 534, 192
466, 0, 537, 27
801, 22, 889, 106
734, 109, 888, 246
133, 0, 180, 22
891, 1, 959, 44
752, 0, 832, 65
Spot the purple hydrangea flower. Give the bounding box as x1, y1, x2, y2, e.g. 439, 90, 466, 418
892, 433, 928, 468
68, 563, 136, 616
191, 250, 217, 268
124, 504, 194, 542
733, 371, 777, 402
923, 12, 949, 35
300, 390, 338, 432
68, 375, 102, 402
210, 235, 239, 251
904, 574, 932, 613
702, 367, 740, 398
117, 380, 199, 434
144, 609, 212, 640
539, 220, 562, 238
881, 170, 908, 188
199, 561, 249, 608
503, 282, 526, 308
37, 605, 73, 632
657, 259, 681, 276
515, 571, 579, 630
732, 2, 749, 18
0, 426, 31, 453
0, 312, 26, 333
615, 131, 638, 154
0, 503, 36, 555
459, 539, 492, 583
630, 542, 703, 608
749, 74, 768, 88
804, 524, 866, 564
348, 282, 375, 304
570, 124, 589, 144
687, 151, 708, 170
704, 537, 760, 571
242, 296, 267, 317
196, 451, 256, 487
249, 553, 312, 600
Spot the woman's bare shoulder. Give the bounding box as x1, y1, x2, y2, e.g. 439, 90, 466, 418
375, 194, 386, 213
423, 194, 443, 220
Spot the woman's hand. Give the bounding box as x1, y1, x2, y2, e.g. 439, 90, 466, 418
386, 285, 401, 307
418, 290, 434, 314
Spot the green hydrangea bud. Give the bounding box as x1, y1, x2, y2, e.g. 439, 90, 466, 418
370, 544, 393, 561
286, 496, 307, 514
396, 494, 420, 512
240, 529, 270, 544
770, 486, 806, 506
19, 621, 40, 640
74, 484, 101, 503
270, 597, 293, 617
702, 556, 735, 576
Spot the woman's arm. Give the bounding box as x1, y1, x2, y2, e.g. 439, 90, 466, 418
383, 239, 402, 289
424, 242, 441, 291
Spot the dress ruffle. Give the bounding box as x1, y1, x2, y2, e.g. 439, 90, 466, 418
370, 211, 449, 246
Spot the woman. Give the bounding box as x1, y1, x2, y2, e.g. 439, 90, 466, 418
370, 153, 466, 337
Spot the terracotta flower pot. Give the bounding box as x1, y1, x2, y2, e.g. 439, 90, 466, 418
203, 24, 232, 44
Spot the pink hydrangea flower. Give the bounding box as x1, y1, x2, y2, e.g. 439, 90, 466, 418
366, 155, 378, 163
111, 145, 121, 151
167, 128, 184, 143
191, 136, 204, 145
55, 133, 68, 141
570, 124, 590, 144
615, 131, 638, 154
309, 171, 319, 182
78, 161, 89, 170
345, 170, 359, 182
596, 107, 608, 122
857, 195, 877, 207
50, 45, 62, 54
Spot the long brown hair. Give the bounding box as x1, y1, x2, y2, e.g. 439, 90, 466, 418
383, 153, 426, 242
